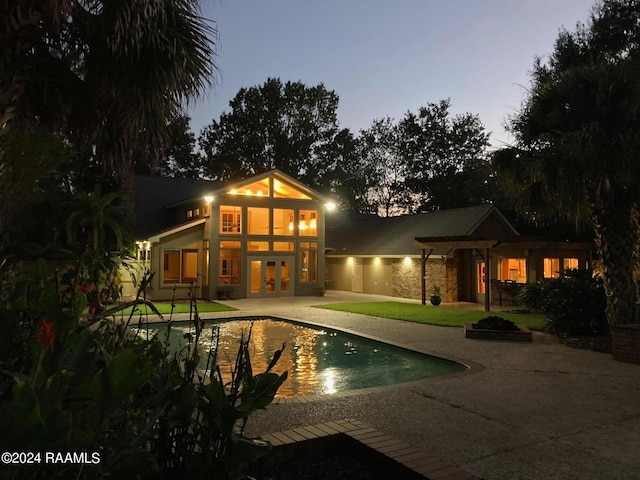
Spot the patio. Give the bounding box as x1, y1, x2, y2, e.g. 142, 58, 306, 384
197, 291, 640, 480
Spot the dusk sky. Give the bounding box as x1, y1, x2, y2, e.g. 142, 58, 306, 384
189, 0, 595, 148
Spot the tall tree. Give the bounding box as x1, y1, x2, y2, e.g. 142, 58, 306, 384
349, 101, 491, 215
355, 117, 413, 216
199, 78, 345, 189
1, 0, 217, 200
136, 113, 203, 178
400, 99, 491, 212
493, 0, 640, 326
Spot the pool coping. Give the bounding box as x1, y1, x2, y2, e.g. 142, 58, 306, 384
258, 418, 479, 480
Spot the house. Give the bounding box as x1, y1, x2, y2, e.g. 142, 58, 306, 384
127, 170, 333, 300
126, 171, 591, 309
325, 204, 591, 309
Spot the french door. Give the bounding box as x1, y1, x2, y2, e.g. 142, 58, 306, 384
248, 257, 293, 297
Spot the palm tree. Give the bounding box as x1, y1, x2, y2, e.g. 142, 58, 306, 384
1, 0, 217, 201
494, 0, 640, 326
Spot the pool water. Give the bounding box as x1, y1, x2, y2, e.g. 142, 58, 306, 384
139, 319, 465, 398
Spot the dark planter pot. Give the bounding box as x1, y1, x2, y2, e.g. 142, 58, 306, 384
611, 324, 640, 364
430, 295, 441, 306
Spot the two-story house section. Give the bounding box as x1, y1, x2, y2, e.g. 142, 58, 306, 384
131, 170, 334, 301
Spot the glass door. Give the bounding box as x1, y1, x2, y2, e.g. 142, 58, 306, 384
248, 257, 293, 297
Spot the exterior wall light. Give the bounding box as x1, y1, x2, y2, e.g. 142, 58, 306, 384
325, 202, 336, 211
204, 195, 214, 203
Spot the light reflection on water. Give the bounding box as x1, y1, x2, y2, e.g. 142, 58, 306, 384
143, 319, 464, 398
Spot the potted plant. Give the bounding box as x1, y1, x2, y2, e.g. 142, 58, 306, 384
430, 285, 442, 306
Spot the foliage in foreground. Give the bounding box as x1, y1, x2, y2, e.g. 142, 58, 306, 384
0, 264, 286, 480
516, 269, 607, 337
315, 302, 547, 330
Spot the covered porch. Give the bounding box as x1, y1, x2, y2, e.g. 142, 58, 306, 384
415, 235, 592, 312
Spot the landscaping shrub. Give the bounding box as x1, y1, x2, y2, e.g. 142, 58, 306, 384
516, 269, 606, 336
474, 316, 520, 331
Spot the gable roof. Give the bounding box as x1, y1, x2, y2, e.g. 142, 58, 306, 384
326, 204, 518, 256
134, 170, 332, 238
134, 175, 222, 237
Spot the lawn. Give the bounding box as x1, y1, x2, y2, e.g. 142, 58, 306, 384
315, 302, 548, 330
116, 301, 236, 316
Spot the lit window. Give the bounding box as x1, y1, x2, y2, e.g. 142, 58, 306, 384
274, 242, 294, 251
227, 178, 270, 196
247, 241, 270, 251
273, 179, 311, 199
203, 240, 209, 285
163, 249, 198, 284
544, 257, 579, 278
498, 258, 527, 283
248, 207, 270, 235
220, 206, 242, 233
219, 242, 241, 284
543, 258, 561, 278
299, 210, 318, 237
300, 242, 318, 282
477, 263, 486, 294
273, 208, 294, 236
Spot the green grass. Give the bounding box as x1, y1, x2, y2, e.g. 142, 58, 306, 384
117, 301, 236, 316
315, 302, 548, 330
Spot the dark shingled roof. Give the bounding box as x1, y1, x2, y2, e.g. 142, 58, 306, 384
326, 204, 512, 256
134, 175, 223, 237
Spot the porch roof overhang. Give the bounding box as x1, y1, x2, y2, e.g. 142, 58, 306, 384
145, 218, 207, 243
414, 235, 591, 252
414, 236, 499, 251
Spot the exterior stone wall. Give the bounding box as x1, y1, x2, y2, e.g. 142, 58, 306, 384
391, 258, 446, 300
445, 257, 458, 302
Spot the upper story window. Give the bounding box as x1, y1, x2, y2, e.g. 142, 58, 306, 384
228, 178, 270, 197
273, 179, 311, 199
273, 208, 294, 236
225, 176, 313, 199
248, 207, 270, 235
187, 208, 200, 219
220, 206, 242, 234
299, 210, 318, 236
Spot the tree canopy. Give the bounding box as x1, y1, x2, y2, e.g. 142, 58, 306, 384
493, 0, 640, 326
199, 78, 348, 190
1, 0, 217, 197
351, 100, 492, 216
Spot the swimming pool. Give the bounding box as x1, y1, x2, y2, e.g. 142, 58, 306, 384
139, 318, 465, 398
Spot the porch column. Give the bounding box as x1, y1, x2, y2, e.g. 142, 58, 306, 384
421, 249, 426, 305
485, 247, 491, 312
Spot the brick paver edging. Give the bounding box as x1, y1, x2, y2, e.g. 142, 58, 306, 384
259, 418, 478, 480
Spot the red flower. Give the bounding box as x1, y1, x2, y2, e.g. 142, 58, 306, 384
37, 320, 56, 353
76, 281, 97, 294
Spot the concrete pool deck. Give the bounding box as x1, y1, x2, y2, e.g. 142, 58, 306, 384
188, 291, 640, 480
